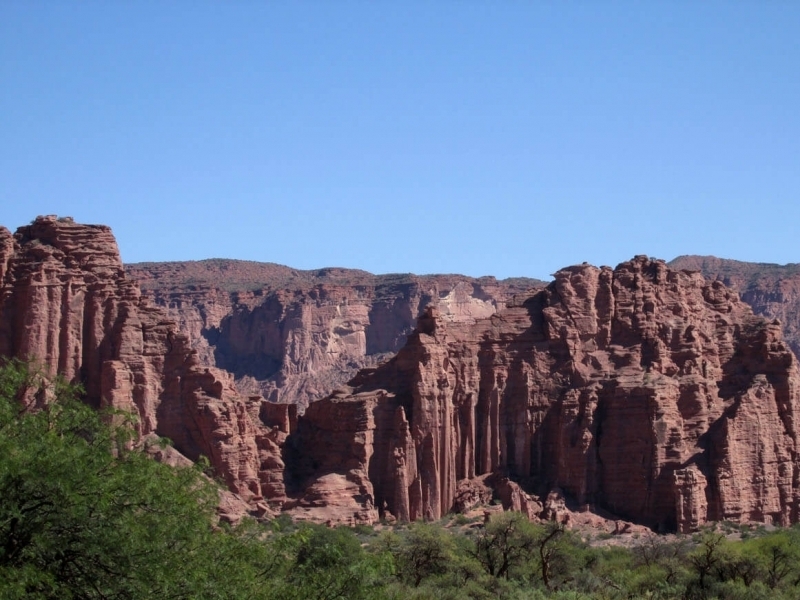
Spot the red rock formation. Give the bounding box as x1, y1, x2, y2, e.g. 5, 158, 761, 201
6, 218, 799, 532
670, 255, 800, 360
0, 216, 288, 515
291, 257, 800, 532
0, 216, 542, 525
126, 261, 542, 408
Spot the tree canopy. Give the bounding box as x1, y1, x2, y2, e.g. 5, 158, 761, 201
3, 358, 800, 600
0, 359, 275, 599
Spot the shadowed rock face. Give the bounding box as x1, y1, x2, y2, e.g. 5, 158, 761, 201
126, 261, 543, 409
293, 257, 800, 532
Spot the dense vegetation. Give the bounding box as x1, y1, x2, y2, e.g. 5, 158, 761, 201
2, 359, 800, 599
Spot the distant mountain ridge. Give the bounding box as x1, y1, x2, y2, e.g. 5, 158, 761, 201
126, 255, 800, 405
125, 259, 545, 407
669, 255, 800, 359
128, 258, 544, 293
669, 255, 800, 286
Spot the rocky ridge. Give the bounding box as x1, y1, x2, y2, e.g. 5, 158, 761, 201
0, 217, 288, 521
669, 255, 800, 360
291, 257, 800, 532
0, 217, 540, 524
3, 218, 799, 533
126, 260, 543, 408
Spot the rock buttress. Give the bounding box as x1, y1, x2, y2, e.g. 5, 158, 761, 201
0, 217, 290, 515
291, 257, 800, 531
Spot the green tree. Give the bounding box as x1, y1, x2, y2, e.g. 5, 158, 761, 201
275, 524, 388, 600
0, 359, 271, 599
687, 530, 727, 596
471, 511, 539, 580
751, 531, 799, 590
391, 522, 455, 587
535, 521, 568, 589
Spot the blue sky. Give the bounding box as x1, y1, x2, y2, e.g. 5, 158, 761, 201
2, 2, 798, 280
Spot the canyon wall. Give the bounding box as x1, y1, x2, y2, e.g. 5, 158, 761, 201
126, 262, 542, 409
670, 255, 800, 360
0, 217, 289, 520
0, 216, 539, 524
4, 218, 799, 532
291, 257, 800, 532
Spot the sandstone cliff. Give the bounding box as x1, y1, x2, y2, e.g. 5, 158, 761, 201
6, 218, 799, 533
0, 216, 539, 525
669, 255, 800, 361
126, 261, 542, 409
290, 257, 800, 532
0, 216, 288, 519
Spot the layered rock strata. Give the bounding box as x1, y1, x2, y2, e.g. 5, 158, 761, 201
126, 261, 542, 408
5, 218, 799, 532
669, 255, 800, 360
0, 217, 288, 516
291, 257, 800, 532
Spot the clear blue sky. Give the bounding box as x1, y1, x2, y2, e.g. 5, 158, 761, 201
2, 2, 798, 280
